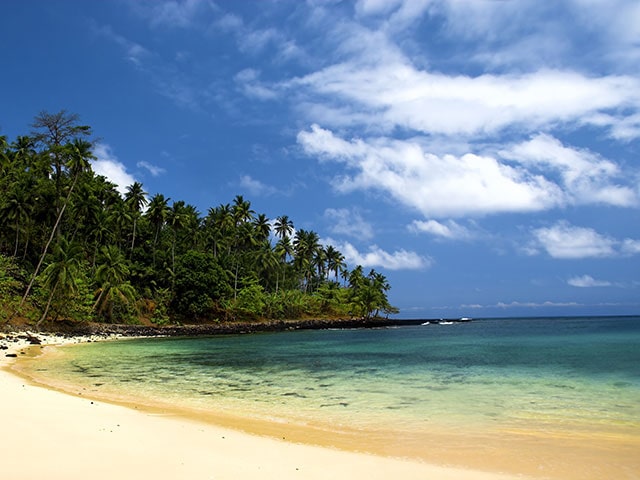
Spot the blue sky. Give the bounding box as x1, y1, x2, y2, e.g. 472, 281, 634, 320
2, 0, 639, 318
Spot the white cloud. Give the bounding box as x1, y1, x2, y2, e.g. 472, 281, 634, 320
499, 134, 637, 207
495, 301, 581, 309
95, 24, 151, 68
91, 144, 136, 196
235, 69, 278, 100
137, 161, 166, 177
291, 60, 640, 139
298, 124, 563, 217
568, 275, 612, 287
568, 0, 640, 70
409, 219, 473, 240
324, 208, 374, 240
238, 175, 277, 196
622, 238, 640, 255
327, 239, 431, 270
532, 221, 617, 259
134, 0, 216, 29
356, 0, 405, 17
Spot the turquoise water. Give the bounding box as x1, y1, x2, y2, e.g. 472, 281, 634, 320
29, 316, 640, 444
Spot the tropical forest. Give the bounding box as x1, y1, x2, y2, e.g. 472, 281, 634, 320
0, 111, 398, 329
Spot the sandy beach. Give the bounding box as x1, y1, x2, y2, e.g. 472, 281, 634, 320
0, 335, 528, 480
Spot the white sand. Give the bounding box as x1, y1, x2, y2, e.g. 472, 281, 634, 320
0, 337, 525, 480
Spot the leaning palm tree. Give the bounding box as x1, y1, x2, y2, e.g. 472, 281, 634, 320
15, 139, 94, 317
36, 237, 83, 329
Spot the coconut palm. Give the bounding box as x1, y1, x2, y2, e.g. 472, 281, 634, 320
1, 189, 31, 257
324, 245, 345, 282
124, 181, 148, 253
293, 229, 321, 292
92, 245, 136, 322
16, 139, 94, 316
252, 213, 271, 243
274, 215, 294, 241
232, 195, 254, 225
36, 237, 83, 328
146, 193, 170, 265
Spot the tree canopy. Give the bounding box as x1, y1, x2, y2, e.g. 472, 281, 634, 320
0, 110, 397, 327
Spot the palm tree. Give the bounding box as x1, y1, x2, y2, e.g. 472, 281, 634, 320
92, 245, 136, 322
293, 229, 321, 292
232, 195, 254, 225
274, 236, 293, 292
167, 201, 188, 278
274, 215, 294, 241
324, 245, 345, 282
15, 139, 94, 317
182, 203, 202, 249
254, 242, 279, 291
146, 193, 170, 265
252, 213, 271, 243
36, 237, 83, 328
124, 181, 148, 253
89, 209, 113, 268
1, 189, 31, 257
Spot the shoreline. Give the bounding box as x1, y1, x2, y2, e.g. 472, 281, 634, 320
0, 332, 526, 480
3, 329, 639, 479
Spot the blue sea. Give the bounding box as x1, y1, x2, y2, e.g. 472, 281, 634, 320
19, 316, 640, 478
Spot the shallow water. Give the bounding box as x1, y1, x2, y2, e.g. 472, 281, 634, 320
19, 316, 640, 478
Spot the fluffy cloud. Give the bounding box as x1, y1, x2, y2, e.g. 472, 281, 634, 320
299, 125, 639, 218
532, 222, 618, 259
499, 134, 636, 207
235, 69, 278, 100
291, 61, 640, 139
568, 275, 612, 287
327, 239, 431, 270
409, 219, 473, 240
91, 144, 136, 196
238, 175, 277, 196
298, 125, 563, 217
137, 161, 166, 177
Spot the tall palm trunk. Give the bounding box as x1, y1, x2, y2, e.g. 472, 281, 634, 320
11, 173, 78, 321
13, 218, 20, 258
36, 278, 59, 330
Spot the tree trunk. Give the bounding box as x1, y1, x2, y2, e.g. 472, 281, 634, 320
13, 218, 19, 257
12, 173, 78, 320
36, 279, 59, 330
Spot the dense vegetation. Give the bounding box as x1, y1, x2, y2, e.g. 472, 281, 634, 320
0, 110, 398, 328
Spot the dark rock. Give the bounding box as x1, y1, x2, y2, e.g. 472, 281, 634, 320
5, 353, 18, 358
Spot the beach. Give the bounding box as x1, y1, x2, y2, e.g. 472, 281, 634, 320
2, 321, 639, 480
0, 335, 525, 480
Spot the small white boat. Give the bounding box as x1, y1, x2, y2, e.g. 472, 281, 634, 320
459, 317, 472, 322
438, 321, 454, 325
421, 321, 430, 325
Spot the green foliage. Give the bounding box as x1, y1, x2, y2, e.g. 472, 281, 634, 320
0, 110, 398, 327
0, 254, 25, 323
172, 251, 231, 318
226, 283, 267, 319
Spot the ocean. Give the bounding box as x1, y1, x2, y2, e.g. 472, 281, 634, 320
17, 316, 640, 478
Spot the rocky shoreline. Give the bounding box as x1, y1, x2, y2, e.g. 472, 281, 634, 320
1, 317, 400, 357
